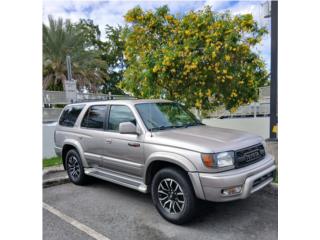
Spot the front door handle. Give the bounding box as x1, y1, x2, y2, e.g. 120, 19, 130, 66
105, 138, 112, 144
128, 142, 140, 147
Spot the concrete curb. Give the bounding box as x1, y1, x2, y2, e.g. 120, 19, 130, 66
43, 175, 70, 188
43, 165, 64, 176
43, 165, 69, 188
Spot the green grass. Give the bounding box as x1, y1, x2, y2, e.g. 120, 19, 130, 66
43, 156, 63, 168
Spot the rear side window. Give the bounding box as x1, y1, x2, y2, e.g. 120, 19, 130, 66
81, 105, 107, 129
108, 105, 136, 131
59, 105, 84, 127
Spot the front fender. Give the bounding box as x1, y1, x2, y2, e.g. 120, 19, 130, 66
143, 151, 197, 182
63, 139, 89, 167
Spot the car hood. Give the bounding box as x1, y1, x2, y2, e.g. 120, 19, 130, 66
148, 125, 263, 153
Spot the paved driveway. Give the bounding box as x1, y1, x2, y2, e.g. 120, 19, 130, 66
43, 179, 277, 240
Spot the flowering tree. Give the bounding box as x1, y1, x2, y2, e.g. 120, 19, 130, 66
121, 6, 269, 111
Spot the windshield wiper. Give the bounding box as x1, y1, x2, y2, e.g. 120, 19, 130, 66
149, 122, 204, 131
149, 125, 189, 131
183, 122, 204, 128
149, 125, 175, 131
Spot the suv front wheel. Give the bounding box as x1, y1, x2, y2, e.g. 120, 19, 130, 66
65, 149, 87, 185
151, 167, 197, 224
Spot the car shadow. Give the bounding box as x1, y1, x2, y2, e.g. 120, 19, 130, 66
83, 176, 277, 228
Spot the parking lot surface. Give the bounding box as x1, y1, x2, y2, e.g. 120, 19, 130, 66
43, 178, 277, 240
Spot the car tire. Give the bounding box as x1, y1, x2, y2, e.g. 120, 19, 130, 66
151, 167, 197, 224
65, 149, 87, 185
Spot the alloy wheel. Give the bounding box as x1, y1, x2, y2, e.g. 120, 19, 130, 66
67, 155, 80, 181
157, 178, 185, 214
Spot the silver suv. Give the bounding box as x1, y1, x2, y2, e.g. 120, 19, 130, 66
55, 99, 276, 224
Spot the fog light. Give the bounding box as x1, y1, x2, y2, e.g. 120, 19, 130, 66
221, 186, 242, 196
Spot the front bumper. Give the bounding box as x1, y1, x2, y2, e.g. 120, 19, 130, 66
191, 153, 276, 202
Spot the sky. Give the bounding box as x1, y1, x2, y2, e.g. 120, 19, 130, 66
43, 0, 271, 70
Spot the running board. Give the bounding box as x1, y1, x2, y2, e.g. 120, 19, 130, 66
84, 168, 148, 193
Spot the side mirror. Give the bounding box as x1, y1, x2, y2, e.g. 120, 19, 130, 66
119, 122, 138, 135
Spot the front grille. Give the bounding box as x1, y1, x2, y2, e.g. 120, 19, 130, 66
235, 144, 265, 168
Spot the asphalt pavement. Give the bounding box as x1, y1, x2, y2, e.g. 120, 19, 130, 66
43, 178, 278, 240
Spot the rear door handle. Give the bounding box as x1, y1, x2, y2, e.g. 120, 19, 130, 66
128, 142, 140, 147
105, 138, 112, 144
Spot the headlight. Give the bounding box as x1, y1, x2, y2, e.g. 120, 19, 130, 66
201, 151, 234, 168
214, 151, 234, 167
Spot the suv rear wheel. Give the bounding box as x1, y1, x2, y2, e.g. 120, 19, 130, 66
65, 149, 87, 185
151, 167, 197, 224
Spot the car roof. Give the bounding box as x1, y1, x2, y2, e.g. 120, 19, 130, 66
67, 98, 172, 107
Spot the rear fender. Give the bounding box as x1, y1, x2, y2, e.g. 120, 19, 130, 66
63, 139, 89, 167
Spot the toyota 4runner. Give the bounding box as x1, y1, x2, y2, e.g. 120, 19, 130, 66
54, 99, 276, 224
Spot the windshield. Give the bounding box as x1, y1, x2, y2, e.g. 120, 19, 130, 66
135, 102, 203, 131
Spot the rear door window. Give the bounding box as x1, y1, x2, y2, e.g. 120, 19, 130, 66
81, 105, 107, 130
59, 105, 84, 127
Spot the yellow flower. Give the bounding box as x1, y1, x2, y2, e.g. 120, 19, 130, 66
190, 62, 197, 69
223, 69, 227, 74
230, 107, 237, 113
165, 15, 173, 21
153, 65, 160, 73
162, 56, 171, 66
230, 90, 238, 98
195, 99, 202, 109
225, 55, 231, 62
125, 15, 134, 22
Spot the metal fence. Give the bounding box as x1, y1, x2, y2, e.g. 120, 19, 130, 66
209, 102, 270, 119
259, 86, 270, 102
43, 108, 63, 122
207, 86, 271, 119
43, 86, 271, 122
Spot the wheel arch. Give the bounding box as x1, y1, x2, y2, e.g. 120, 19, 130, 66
62, 139, 88, 169
143, 152, 205, 200
143, 152, 196, 184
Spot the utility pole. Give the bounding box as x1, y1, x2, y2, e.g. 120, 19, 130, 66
269, 0, 278, 140
66, 55, 72, 81
64, 55, 77, 103
262, 1, 278, 140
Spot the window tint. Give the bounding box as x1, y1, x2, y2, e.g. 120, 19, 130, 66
81, 105, 106, 129
59, 105, 84, 127
108, 105, 136, 131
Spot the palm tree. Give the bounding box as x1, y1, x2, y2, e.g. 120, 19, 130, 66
43, 16, 106, 91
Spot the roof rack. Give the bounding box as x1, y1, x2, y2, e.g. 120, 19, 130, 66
74, 95, 137, 103
43, 90, 137, 105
